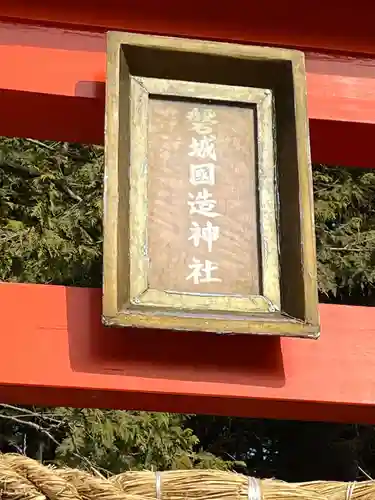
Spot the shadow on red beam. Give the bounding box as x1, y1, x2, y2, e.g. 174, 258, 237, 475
65, 287, 286, 390
0, 88, 373, 168
1, 282, 375, 423
3, 0, 375, 55
309, 120, 375, 168
0, 385, 374, 425
0, 89, 104, 146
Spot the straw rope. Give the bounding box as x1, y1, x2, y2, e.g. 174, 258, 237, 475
111, 470, 326, 500
0, 453, 373, 500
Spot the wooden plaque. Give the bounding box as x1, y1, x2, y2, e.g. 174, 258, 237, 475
103, 31, 320, 338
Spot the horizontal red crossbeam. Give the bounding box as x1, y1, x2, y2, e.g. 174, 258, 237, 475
1, 22, 375, 166
1, 282, 375, 423
2, 0, 375, 55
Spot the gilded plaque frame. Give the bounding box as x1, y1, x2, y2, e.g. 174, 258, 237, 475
103, 31, 320, 338
129, 76, 279, 314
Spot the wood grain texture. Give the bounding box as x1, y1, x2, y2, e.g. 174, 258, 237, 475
103, 32, 318, 337
1, 282, 375, 423
121, 78, 280, 319
147, 98, 260, 296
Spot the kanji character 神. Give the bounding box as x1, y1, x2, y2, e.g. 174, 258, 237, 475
188, 221, 220, 252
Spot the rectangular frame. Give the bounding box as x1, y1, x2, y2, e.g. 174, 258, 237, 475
130, 76, 280, 314
103, 31, 320, 338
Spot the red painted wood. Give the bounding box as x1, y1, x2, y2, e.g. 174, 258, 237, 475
1, 23, 375, 166
1, 282, 375, 422
2, 0, 375, 55
0, 4, 375, 424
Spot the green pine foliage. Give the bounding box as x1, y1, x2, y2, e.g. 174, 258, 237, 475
1, 137, 375, 478
1, 137, 375, 301
0, 138, 102, 287
314, 166, 375, 302
53, 409, 233, 472
0, 405, 234, 473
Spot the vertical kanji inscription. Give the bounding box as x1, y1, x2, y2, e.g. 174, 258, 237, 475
147, 98, 260, 296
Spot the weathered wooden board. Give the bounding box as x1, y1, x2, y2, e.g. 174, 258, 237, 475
103, 32, 319, 338
147, 99, 260, 297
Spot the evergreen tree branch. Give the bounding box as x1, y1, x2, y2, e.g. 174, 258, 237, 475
0, 160, 39, 178
0, 160, 82, 202
0, 404, 62, 425
0, 413, 61, 447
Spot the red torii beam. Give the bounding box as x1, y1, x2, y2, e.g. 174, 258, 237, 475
2, 0, 375, 423
1, 22, 375, 167
2, 283, 375, 423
